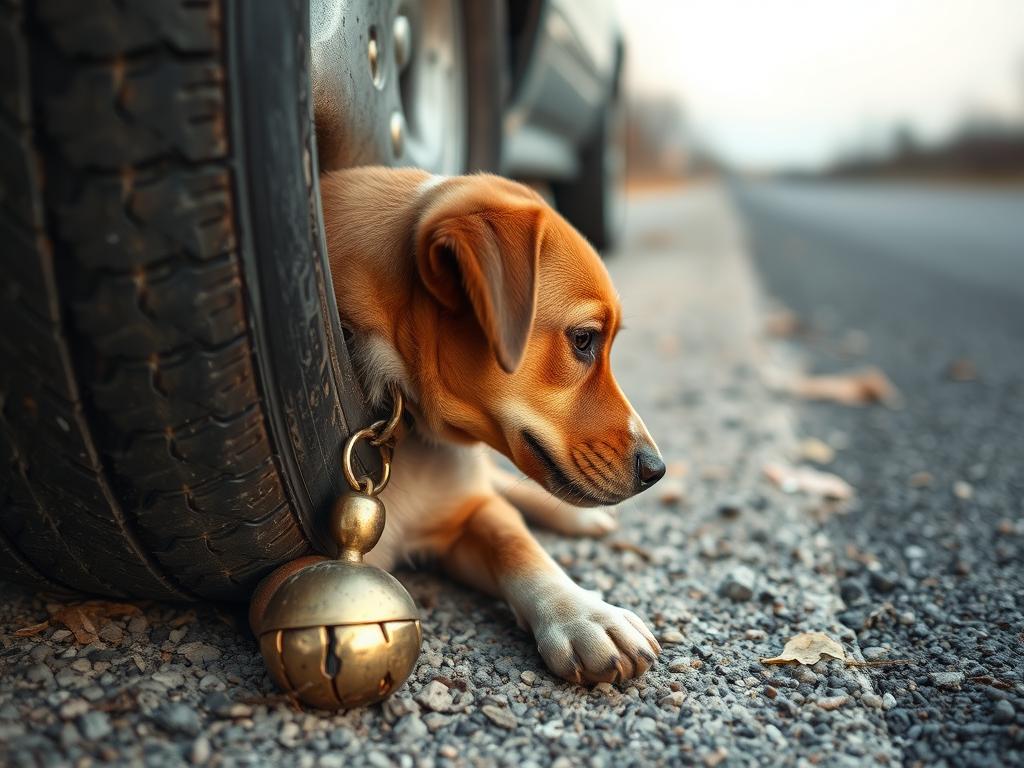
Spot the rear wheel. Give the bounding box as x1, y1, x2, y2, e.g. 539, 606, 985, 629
0, 0, 500, 601
552, 92, 625, 252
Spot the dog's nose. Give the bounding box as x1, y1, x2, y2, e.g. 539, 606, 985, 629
635, 448, 666, 490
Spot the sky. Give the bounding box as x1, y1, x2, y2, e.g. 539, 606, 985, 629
616, 0, 1024, 170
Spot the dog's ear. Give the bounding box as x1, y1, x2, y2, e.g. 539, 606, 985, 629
417, 192, 545, 373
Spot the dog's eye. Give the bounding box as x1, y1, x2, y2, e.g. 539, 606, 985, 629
569, 329, 596, 359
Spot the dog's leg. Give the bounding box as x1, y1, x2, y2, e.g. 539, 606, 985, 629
442, 494, 660, 684
489, 464, 617, 537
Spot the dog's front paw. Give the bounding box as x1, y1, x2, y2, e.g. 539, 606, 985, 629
533, 591, 661, 685
561, 507, 617, 537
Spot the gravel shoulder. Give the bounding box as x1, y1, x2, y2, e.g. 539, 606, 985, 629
2, 185, 899, 767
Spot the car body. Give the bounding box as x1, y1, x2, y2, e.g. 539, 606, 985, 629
311, 0, 624, 247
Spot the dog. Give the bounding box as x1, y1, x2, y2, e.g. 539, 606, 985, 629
320, 167, 666, 684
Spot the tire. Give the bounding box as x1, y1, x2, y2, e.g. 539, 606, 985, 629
0, 0, 387, 601
552, 91, 625, 252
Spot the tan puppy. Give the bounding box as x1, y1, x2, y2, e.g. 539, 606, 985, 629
321, 167, 666, 684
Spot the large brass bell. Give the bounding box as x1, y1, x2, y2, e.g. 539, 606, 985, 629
250, 392, 421, 709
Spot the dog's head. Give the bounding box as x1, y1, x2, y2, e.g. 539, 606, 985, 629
411, 174, 663, 505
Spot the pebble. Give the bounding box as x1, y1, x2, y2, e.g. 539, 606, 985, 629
660, 630, 685, 644
794, 667, 817, 685
190, 735, 211, 764
154, 703, 202, 736
882, 693, 897, 710
992, 700, 1015, 725
394, 713, 429, 740
152, 670, 185, 689
659, 691, 687, 708
481, 704, 517, 730
26, 664, 55, 685
930, 671, 965, 690
98, 623, 123, 644
861, 693, 883, 709
51, 629, 72, 642
520, 670, 537, 685
422, 712, 451, 733
179, 642, 222, 665
861, 646, 887, 661
816, 695, 850, 711
952, 481, 973, 500
903, 545, 926, 561
718, 566, 756, 601
168, 627, 189, 644
869, 570, 897, 593
279, 721, 300, 747
415, 680, 454, 712
78, 711, 111, 741
198, 673, 225, 692
59, 699, 89, 719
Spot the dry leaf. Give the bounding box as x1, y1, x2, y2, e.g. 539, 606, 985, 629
788, 367, 899, 407
761, 632, 846, 666
14, 620, 50, 637
763, 463, 854, 500
50, 601, 142, 645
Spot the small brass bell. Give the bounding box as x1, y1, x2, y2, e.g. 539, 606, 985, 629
250, 489, 421, 709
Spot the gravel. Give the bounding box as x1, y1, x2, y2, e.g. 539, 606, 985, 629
0, 188, 909, 766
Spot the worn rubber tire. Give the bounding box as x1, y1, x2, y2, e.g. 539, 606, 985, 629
0, 0, 379, 601
552, 86, 624, 252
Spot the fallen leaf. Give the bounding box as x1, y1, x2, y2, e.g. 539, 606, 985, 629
787, 367, 899, 407
761, 631, 846, 666
946, 358, 977, 382
50, 601, 142, 645
14, 620, 50, 637
798, 437, 835, 465
763, 463, 854, 500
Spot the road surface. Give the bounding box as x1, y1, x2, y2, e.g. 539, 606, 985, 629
733, 179, 1024, 766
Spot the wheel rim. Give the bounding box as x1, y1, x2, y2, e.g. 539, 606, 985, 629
311, 0, 467, 174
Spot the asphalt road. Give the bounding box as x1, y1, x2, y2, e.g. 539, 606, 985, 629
732, 179, 1024, 766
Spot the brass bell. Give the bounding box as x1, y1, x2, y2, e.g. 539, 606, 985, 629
250, 490, 421, 709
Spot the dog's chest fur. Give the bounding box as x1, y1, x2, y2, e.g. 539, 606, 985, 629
363, 432, 493, 571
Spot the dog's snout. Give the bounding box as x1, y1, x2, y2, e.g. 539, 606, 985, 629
634, 448, 665, 491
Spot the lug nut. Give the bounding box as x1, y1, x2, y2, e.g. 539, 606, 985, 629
390, 111, 404, 156
368, 26, 382, 87
393, 15, 411, 71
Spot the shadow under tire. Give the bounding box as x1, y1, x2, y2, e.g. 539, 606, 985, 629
0, 1, 373, 600
552, 97, 625, 253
